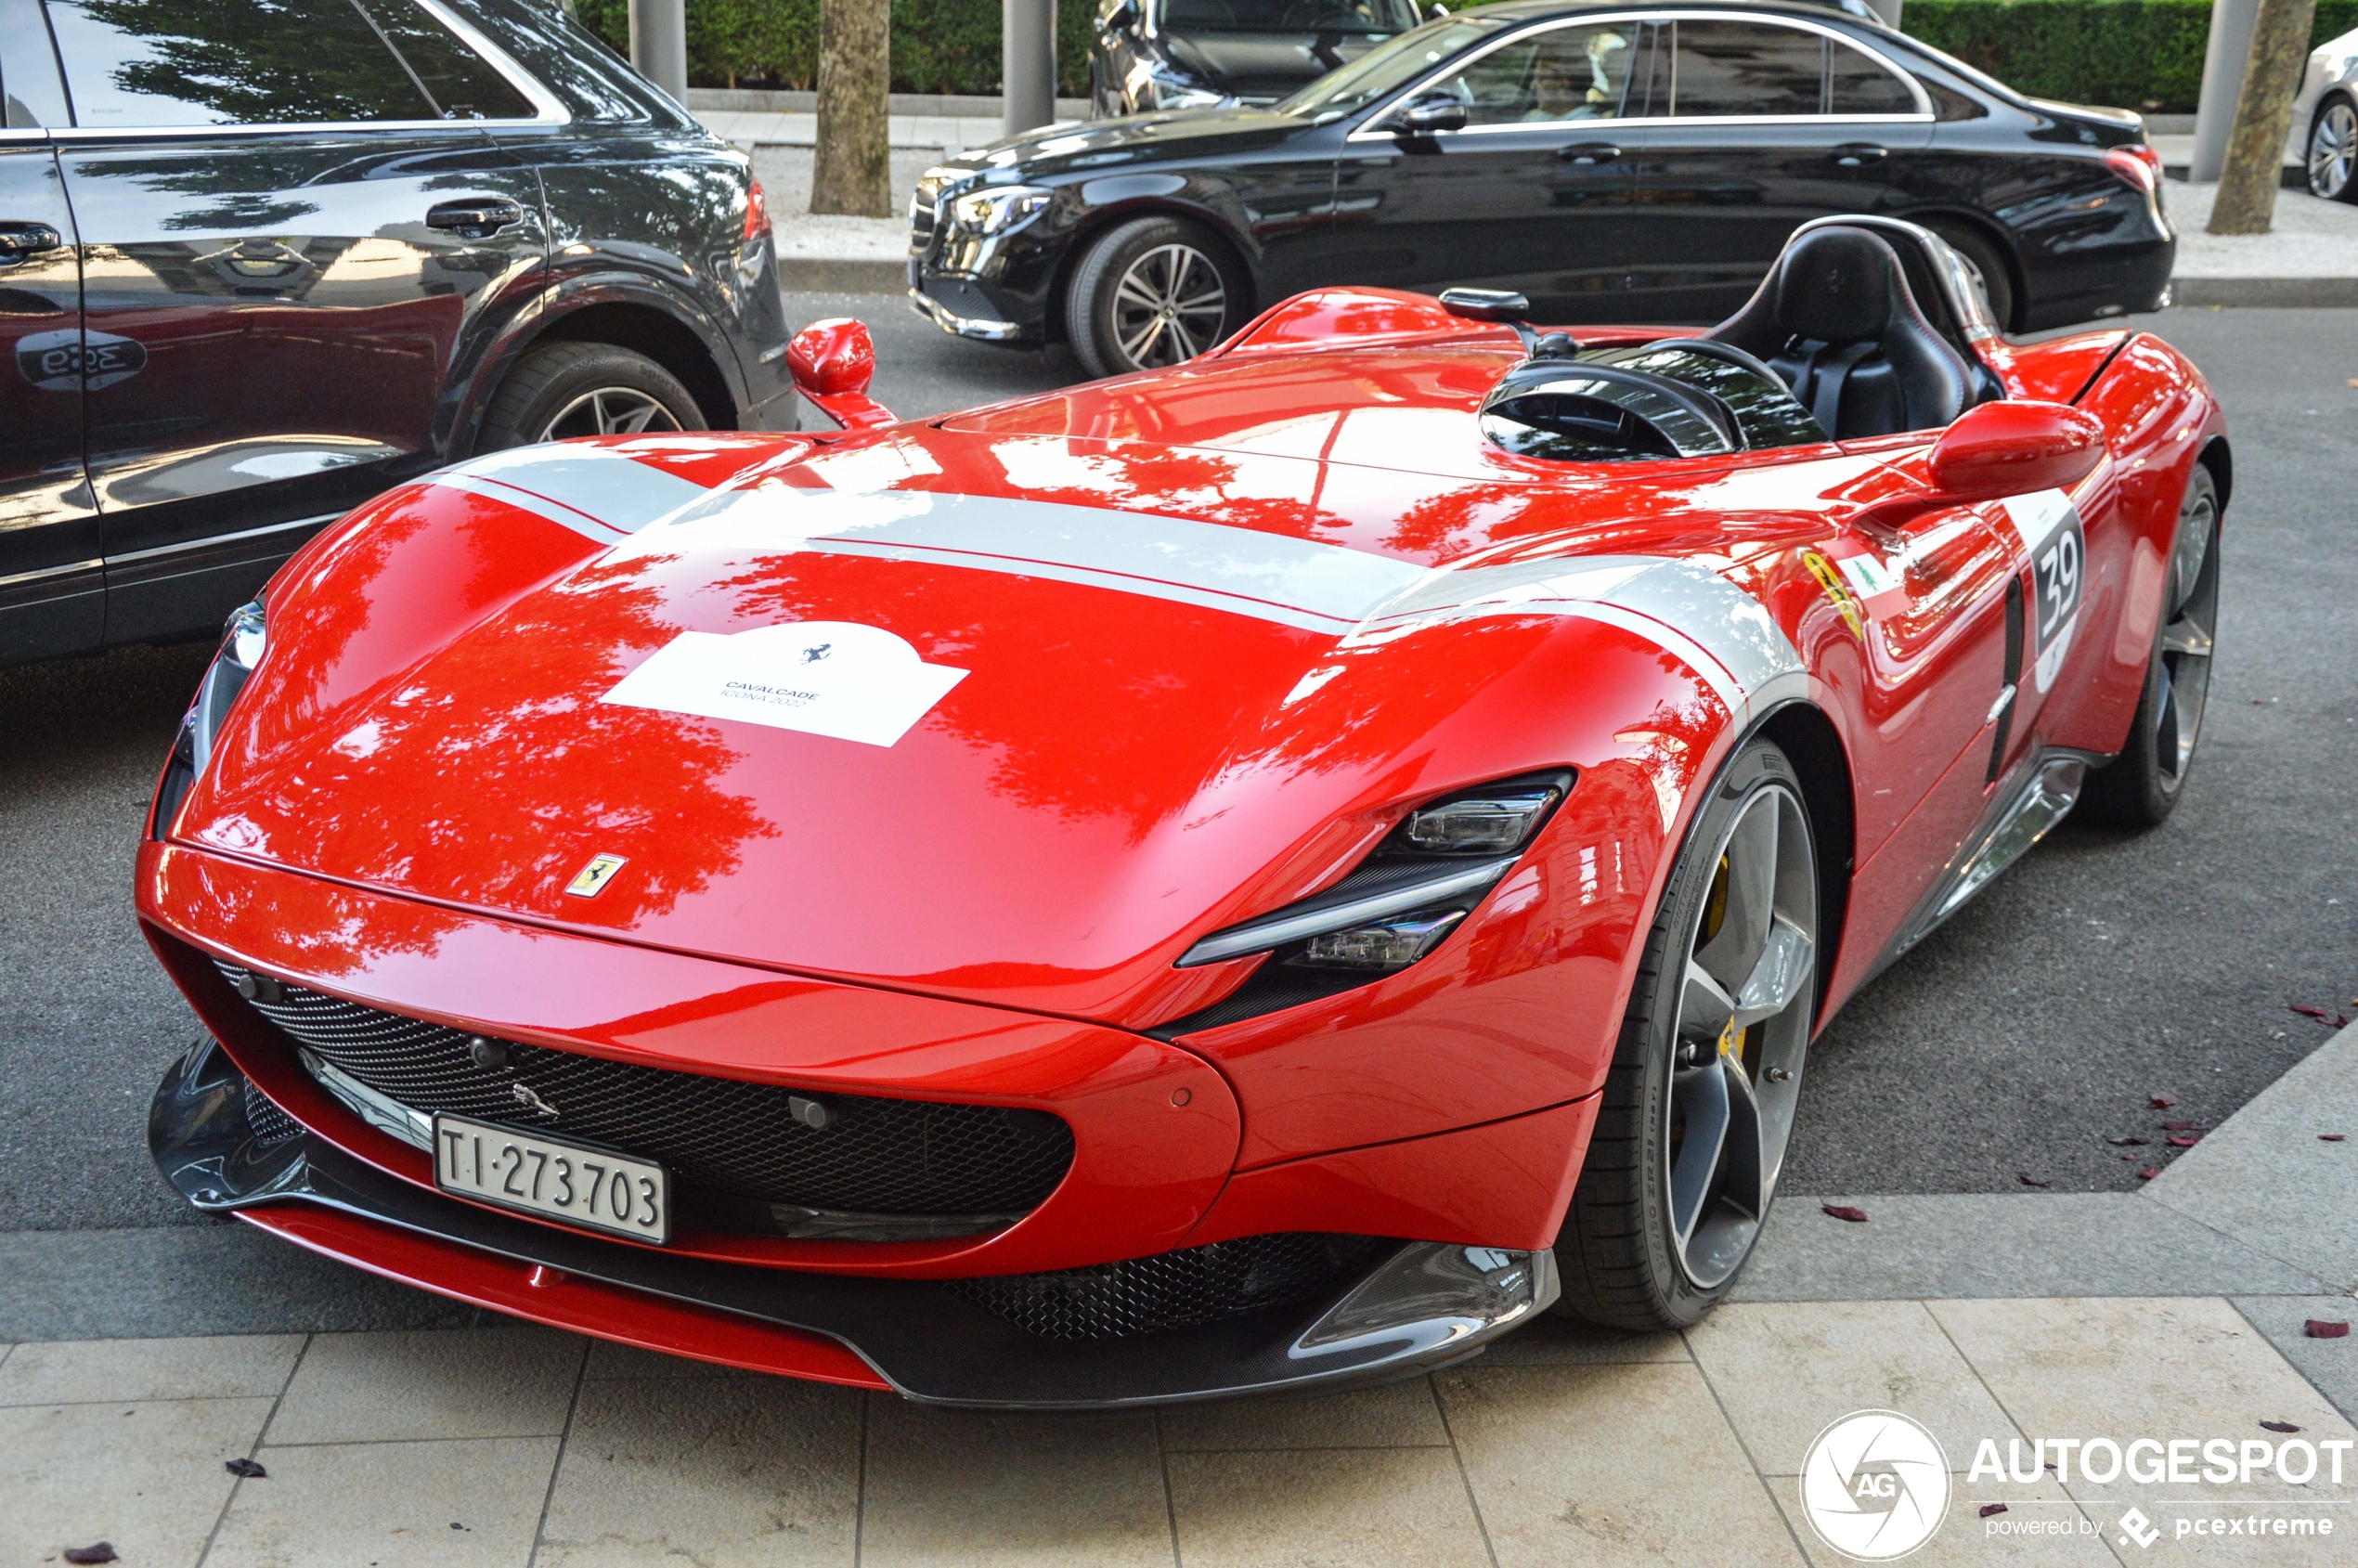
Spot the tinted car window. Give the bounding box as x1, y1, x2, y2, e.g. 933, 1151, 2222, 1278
1160, 0, 1417, 32
1, 0, 71, 125
1428, 21, 1639, 126
1829, 40, 1916, 115
1665, 19, 1823, 118
354, 0, 535, 120
1277, 15, 1500, 118
46, 0, 437, 126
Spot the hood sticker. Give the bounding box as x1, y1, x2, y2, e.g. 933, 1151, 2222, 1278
601, 620, 966, 746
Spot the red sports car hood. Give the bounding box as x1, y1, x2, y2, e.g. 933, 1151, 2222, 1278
180, 362, 1846, 1024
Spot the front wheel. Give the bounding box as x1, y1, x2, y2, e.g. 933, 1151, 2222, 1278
2078, 464, 2221, 827
476, 342, 707, 453
1066, 216, 1247, 380
1554, 737, 1820, 1329
2309, 97, 2357, 202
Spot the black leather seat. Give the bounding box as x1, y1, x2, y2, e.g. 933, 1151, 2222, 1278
1704, 226, 1976, 439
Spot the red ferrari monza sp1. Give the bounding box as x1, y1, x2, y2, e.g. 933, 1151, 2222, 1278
142, 220, 2225, 1406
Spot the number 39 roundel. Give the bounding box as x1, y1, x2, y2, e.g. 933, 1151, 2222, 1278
2002, 489, 2085, 692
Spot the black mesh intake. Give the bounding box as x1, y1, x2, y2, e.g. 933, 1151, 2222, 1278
243, 1079, 304, 1147
947, 1233, 1389, 1341
212, 963, 1075, 1224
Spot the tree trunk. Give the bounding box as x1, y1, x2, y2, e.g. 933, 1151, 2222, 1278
811, 0, 892, 218
2209, 0, 2318, 233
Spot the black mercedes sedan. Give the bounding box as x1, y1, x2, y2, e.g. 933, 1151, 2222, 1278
1, 0, 793, 667
910, 0, 2174, 379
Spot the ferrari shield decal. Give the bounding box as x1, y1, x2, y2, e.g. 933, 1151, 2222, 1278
1801, 551, 1865, 638
601, 620, 967, 746
564, 854, 627, 898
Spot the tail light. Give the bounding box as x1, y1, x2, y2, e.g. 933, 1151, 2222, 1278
744, 175, 772, 242
2103, 145, 2162, 196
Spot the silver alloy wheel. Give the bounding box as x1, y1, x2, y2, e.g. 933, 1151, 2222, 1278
1664, 782, 1818, 1290
536, 386, 684, 442
1109, 242, 1227, 369
2310, 100, 2356, 201
2156, 479, 2221, 786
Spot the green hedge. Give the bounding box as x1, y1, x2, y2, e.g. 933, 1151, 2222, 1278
1904, 0, 2358, 112
572, 0, 1095, 96
572, 0, 2358, 112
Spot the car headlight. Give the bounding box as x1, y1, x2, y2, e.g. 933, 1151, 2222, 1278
1177, 771, 1571, 973
946, 185, 1053, 237
184, 600, 266, 777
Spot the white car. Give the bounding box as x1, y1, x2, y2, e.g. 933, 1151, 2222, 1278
2295, 26, 2358, 201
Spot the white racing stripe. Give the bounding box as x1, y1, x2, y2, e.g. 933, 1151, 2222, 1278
628, 485, 1428, 633
422, 446, 713, 541
434, 460, 1807, 720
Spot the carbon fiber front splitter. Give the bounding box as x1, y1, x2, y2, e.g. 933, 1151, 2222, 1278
149, 1040, 1558, 1407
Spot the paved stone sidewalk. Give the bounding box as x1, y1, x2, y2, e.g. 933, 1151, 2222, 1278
6, 1293, 2354, 1568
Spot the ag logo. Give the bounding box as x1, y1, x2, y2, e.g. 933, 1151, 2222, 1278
1799, 1410, 1951, 1561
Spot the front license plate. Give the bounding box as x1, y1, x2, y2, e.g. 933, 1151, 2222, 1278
433, 1114, 670, 1244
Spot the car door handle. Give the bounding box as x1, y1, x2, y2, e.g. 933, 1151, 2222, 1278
425, 198, 525, 239
0, 222, 64, 264
1830, 143, 1889, 168
1558, 142, 1623, 165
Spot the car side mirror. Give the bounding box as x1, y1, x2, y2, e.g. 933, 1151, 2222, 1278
786, 318, 895, 430
1925, 400, 2104, 503
1393, 93, 1467, 136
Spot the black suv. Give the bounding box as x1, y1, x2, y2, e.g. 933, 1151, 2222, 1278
0, 0, 792, 666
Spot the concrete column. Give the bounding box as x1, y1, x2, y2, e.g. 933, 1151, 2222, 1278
628, 0, 689, 103
2192, 0, 2263, 182
1004, 0, 1058, 137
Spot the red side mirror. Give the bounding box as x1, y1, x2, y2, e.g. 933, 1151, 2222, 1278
1927, 399, 2105, 503
786, 317, 894, 430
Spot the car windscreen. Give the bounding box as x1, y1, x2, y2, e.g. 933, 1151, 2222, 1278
1275, 14, 1503, 118
1161, 0, 1419, 33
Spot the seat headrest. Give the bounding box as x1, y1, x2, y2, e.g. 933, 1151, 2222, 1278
1769, 227, 1904, 346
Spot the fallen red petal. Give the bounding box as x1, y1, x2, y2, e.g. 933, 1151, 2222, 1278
2018, 1173, 2054, 1187
2261, 1421, 2301, 1434
1822, 1204, 1869, 1224
2137, 1168, 2161, 1180
1979, 1503, 2008, 1518
62, 1548, 118, 1566
2168, 1134, 2203, 1147
2287, 1004, 2350, 1028
2322, 1134, 2347, 1143
2306, 1320, 2352, 1340
2149, 1093, 2178, 1108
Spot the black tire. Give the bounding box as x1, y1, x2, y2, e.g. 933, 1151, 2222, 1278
2307, 94, 2357, 203
1924, 219, 2016, 335
1555, 736, 1820, 1330
2079, 465, 2222, 828
1066, 215, 1248, 380
477, 341, 706, 453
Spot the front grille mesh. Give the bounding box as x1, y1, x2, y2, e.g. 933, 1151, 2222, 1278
244, 1080, 304, 1147
215, 964, 1075, 1221
947, 1233, 1387, 1341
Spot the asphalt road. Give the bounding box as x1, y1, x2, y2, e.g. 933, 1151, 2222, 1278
2, 305, 2352, 1237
